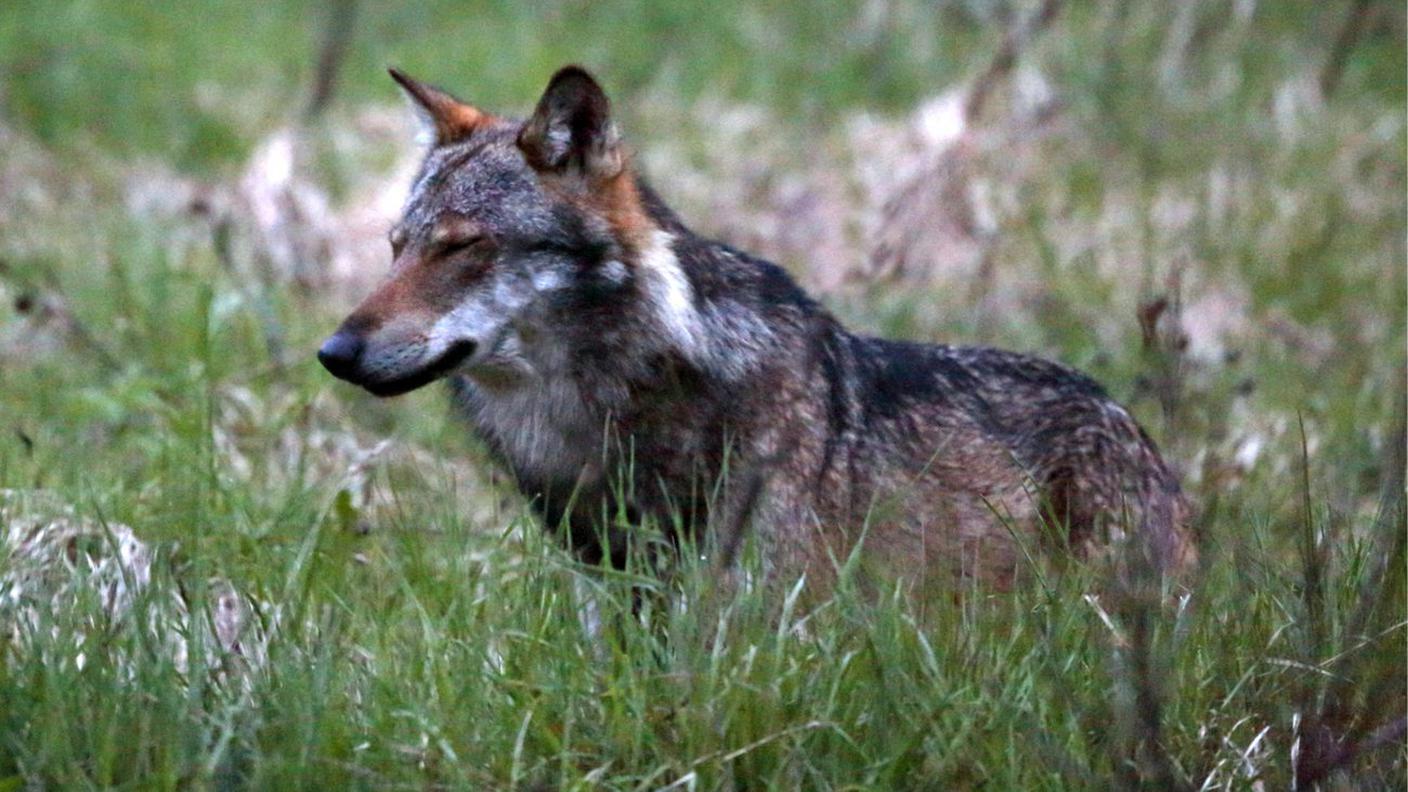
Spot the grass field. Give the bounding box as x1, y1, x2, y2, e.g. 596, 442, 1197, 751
1, 1, 1404, 788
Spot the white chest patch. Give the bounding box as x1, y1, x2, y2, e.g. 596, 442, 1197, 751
463, 373, 602, 485
637, 229, 704, 359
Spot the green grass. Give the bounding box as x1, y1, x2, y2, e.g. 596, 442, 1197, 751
0, 0, 998, 174
1, 1, 1405, 789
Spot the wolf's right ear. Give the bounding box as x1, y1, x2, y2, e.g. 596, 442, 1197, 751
389, 68, 490, 146
517, 66, 623, 181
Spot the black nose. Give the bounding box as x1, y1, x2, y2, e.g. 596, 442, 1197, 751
317, 332, 364, 380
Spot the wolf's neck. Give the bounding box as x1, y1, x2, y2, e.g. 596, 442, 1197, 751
632, 175, 690, 236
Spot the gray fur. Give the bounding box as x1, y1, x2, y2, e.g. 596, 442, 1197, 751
319, 67, 1196, 589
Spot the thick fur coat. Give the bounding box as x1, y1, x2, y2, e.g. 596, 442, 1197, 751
318, 66, 1195, 590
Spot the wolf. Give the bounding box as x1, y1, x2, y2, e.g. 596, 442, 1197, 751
317, 65, 1195, 591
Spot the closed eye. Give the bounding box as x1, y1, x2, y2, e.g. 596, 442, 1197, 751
437, 235, 489, 257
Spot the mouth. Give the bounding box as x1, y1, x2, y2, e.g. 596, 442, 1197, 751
360, 340, 478, 397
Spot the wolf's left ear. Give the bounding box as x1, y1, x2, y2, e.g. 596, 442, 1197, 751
389, 68, 489, 146
518, 66, 623, 181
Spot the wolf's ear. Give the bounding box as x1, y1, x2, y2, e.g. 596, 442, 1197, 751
389, 68, 489, 146
518, 66, 623, 180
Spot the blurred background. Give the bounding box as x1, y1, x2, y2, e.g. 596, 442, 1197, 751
0, 2, 1404, 787
2, 0, 1402, 514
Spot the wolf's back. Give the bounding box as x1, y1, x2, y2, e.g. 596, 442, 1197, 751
840, 337, 1195, 574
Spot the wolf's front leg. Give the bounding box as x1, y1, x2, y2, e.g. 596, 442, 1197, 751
705, 463, 843, 611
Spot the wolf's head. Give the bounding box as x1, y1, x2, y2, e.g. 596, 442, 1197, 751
319, 66, 671, 396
